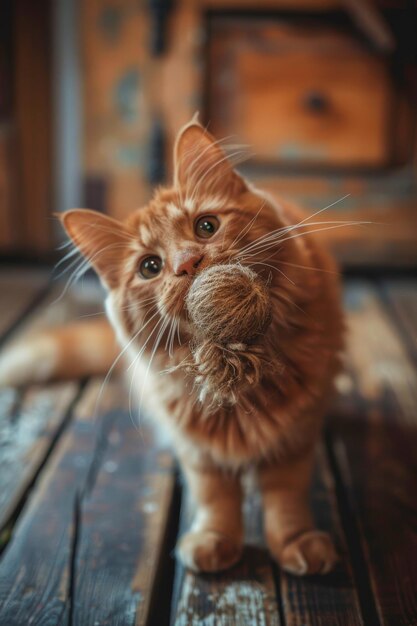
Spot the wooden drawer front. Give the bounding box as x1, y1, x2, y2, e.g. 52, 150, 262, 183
207, 20, 393, 168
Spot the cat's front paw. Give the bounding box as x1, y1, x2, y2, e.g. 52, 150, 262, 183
176, 530, 242, 573
277, 530, 337, 576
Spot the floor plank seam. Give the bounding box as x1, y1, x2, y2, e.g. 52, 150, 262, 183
68, 489, 82, 626
146, 466, 182, 626
84, 408, 119, 496
324, 428, 381, 626
169, 475, 187, 626
271, 558, 287, 626
66, 406, 121, 625
0, 379, 87, 559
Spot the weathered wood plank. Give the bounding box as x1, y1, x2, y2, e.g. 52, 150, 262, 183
0, 382, 99, 625
329, 281, 417, 626
173, 549, 280, 626
0, 279, 103, 533
0, 267, 48, 339
0, 378, 176, 626
280, 445, 363, 626
72, 380, 176, 626
0, 382, 78, 532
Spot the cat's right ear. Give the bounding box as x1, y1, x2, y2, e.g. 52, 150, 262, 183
61, 209, 133, 289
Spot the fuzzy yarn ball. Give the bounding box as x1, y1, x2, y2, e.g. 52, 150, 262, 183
185, 264, 272, 408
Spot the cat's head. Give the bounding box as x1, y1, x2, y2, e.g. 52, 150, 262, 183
62, 121, 286, 343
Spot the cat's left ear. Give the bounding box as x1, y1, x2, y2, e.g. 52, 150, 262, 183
174, 120, 247, 201
61, 209, 133, 289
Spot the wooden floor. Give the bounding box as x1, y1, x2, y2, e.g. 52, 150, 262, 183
0, 267, 416, 626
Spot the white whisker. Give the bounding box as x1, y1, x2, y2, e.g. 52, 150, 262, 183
136, 315, 170, 432
128, 314, 167, 432
234, 220, 370, 261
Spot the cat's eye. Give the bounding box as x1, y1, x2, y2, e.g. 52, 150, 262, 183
139, 256, 163, 279
195, 216, 220, 239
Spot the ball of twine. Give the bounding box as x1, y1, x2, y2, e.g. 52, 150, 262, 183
184, 264, 272, 408
186, 264, 271, 344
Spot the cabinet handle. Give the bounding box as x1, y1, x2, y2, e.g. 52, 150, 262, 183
303, 91, 329, 114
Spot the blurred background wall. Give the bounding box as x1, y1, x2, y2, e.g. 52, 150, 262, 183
0, 0, 416, 268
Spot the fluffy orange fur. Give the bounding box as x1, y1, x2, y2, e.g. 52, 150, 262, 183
0, 121, 344, 575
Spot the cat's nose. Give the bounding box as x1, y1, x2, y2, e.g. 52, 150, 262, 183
173, 250, 204, 276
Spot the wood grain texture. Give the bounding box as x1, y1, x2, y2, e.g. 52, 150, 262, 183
330, 282, 417, 626
174, 551, 280, 626
0, 382, 78, 532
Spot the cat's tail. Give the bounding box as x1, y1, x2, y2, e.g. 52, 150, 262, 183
0, 318, 119, 387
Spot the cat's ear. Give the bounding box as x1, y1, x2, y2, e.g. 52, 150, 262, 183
61, 209, 133, 289
174, 121, 247, 201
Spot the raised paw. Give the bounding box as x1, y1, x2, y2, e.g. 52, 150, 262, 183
176, 530, 242, 573
279, 530, 337, 576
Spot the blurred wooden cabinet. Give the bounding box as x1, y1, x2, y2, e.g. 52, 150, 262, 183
0, 0, 53, 257
208, 20, 395, 168
80, 0, 417, 268
2, 0, 415, 266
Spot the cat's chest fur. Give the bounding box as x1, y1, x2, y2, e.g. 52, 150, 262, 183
126, 347, 323, 469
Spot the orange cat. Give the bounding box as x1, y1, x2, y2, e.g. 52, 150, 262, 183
0, 121, 344, 575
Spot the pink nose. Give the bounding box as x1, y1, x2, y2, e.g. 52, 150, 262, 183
173, 250, 204, 276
